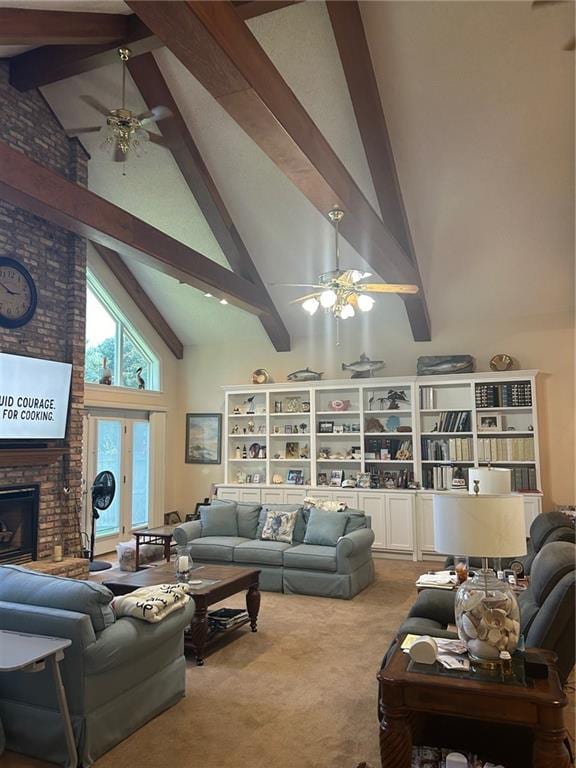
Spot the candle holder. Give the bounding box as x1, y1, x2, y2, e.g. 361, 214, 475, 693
175, 547, 192, 583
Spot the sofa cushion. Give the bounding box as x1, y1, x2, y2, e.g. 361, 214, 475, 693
237, 503, 261, 539
261, 509, 298, 543
200, 503, 238, 537
0, 564, 114, 633
283, 544, 337, 572
234, 540, 292, 566
344, 511, 367, 534
292, 508, 310, 544
189, 536, 249, 562
304, 509, 347, 547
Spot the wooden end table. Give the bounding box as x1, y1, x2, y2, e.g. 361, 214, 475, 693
131, 526, 175, 569
378, 636, 571, 768
104, 563, 261, 666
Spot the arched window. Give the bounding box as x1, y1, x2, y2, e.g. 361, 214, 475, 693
85, 271, 160, 391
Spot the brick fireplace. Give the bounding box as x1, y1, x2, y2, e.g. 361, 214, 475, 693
0, 61, 87, 573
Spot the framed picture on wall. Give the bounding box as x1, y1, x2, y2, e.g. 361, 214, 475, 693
185, 413, 222, 464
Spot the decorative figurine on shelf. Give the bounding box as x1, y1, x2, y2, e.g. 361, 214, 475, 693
242, 444, 248, 459
247, 420, 255, 433
244, 396, 255, 414
342, 353, 385, 379
365, 417, 384, 433
299, 423, 308, 434
300, 444, 309, 459
135, 367, 145, 390
235, 446, 241, 459
287, 366, 323, 382
257, 425, 266, 434
258, 446, 266, 459
99, 356, 112, 385
231, 424, 239, 435
385, 390, 408, 410
232, 406, 242, 415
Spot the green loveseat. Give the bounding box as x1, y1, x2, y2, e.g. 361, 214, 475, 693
174, 500, 375, 599
0, 564, 195, 767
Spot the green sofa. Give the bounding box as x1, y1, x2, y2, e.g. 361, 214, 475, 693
0, 564, 195, 767
174, 500, 375, 599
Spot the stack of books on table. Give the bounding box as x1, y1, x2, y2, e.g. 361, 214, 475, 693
411, 746, 506, 767
207, 607, 249, 632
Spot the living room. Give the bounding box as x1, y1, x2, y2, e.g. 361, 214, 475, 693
0, 1, 574, 767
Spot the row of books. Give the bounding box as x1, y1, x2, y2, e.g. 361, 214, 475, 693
511, 466, 538, 492
365, 438, 413, 460
422, 465, 468, 490
475, 381, 532, 408
207, 608, 248, 632
428, 410, 471, 432
477, 436, 535, 462
421, 437, 473, 461
410, 746, 499, 767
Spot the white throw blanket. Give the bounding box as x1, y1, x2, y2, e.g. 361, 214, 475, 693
113, 583, 191, 623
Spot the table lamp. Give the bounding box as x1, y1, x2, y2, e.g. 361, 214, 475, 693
433, 493, 527, 667
468, 467, 512, 495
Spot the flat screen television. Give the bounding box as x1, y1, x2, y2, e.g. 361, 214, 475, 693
0, 353, 72, 440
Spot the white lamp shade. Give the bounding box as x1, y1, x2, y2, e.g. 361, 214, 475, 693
433, 493, 527, 558
468, 467, 512, 494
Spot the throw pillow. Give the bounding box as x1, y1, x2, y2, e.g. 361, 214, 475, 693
260, 509, 298, 543
304, 508, 347, 547
236, 503, 261, 539
256, 504, 300, 538
200, 502, 238, 537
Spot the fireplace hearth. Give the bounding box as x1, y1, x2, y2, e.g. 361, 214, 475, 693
0, 485, 39, 564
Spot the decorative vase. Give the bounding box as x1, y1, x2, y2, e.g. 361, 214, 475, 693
455, 569, 520, 666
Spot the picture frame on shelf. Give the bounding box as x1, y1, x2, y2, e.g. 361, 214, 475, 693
252, 473, 261, 484
286, 442, 300, 459
356, 472, 371, 489
333, 425, 344, 434
164, 511, 181, 526
185, 413, 222, 464
235, 471, 247, 484
329, 469, 344, 487
284, 424, 293, 434
287, 469, 304, 485
477, 413, 502, 432
246, 474, 252, 484
317, 472, 328, 486
319, 421, 334, 433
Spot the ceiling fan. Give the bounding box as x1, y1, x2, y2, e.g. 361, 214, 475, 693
271, 208, 418, 322
66, 47, 171, 163
531, 0, 575, 51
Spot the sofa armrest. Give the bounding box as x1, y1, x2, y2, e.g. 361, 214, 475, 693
85, 599, 195, 675
174, 521, 202, 547
336, 528, 375, 573
408, 588, 456, 627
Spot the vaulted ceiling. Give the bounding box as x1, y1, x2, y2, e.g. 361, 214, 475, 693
0, 0, 573, 352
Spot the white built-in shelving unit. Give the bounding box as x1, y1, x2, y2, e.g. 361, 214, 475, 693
219, 371, 542, 560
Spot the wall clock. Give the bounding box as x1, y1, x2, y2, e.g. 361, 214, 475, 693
0, 256, 37, 328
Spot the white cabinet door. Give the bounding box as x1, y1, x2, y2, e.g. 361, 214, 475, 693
217, 487, 240, 502
385, 494, 414, 552
238, 489, 262, 504
417, 495, 436, 553
358, 493, 386, 549
523, 496, 541, 535
261, 489, 285, 505
285, 489, 307, 505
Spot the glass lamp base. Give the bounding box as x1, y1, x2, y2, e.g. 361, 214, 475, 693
455, 569, 520, 665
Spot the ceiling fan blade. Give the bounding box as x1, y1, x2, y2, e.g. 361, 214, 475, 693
360, 283, 419, 294
147, 132, 169, 148
289, 292, 321, 304
268, 282, 325, 289
138, 105, 173, 125
66, 126, 101, 136
80, 95, 111, 117
563, 35, 575, 50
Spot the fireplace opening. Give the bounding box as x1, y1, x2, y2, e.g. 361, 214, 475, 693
0, 485, 39, 565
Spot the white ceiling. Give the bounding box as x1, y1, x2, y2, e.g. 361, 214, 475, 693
4, 0, 575, 349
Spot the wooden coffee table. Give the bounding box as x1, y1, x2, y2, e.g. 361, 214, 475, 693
103, 563, 261, 666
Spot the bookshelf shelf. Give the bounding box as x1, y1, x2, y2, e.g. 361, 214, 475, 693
222, 371, 540, 493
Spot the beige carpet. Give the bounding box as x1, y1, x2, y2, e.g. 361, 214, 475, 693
3, 559, 574, 768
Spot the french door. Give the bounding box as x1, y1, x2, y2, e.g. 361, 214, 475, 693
86, 413, 151, 554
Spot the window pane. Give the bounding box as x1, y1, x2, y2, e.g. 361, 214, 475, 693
95, 420, 122, 537
85, 287, 117, 384
122, 331, 150, 389
132, 422, 150, 528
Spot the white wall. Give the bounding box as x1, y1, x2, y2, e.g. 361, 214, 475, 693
176, 309, 574, 514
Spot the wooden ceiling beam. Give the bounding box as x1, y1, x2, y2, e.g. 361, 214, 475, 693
92, 243, 184, 360
128, 53, 290, 351
327, 1, 416, 262
0, 140, 269, 317
232, 1, 301, 20
0, 8, 130, 45
9, 15, 159, 92
126, 0, 430, 341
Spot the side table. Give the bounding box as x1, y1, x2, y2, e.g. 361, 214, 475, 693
132, 525, 175, 569
378, 636, 571, 768
0, 630, 77, 768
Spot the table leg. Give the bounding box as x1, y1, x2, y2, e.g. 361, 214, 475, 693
134, 536, 140, 570
533, 729, 572, 768
189, 604, 209, 666
379, 706, 412, 768
49, 654, 78, 768
246, 582, 261, 632
164, 536, 171, 563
